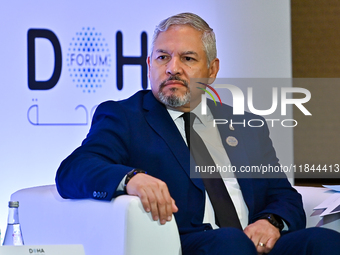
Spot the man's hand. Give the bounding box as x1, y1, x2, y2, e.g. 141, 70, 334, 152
244, 219, 280, 254
126, 173, 178, 225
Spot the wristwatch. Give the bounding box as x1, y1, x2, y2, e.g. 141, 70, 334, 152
124, 169, 147, 189
258, 214, 284, 231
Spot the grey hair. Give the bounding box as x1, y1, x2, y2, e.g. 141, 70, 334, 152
150, 12, 217, 65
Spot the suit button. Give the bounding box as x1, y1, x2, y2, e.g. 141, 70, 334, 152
93, 191, 97, 198
103, 192, 107, 198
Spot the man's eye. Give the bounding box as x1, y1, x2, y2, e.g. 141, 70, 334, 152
157, 55, 167, 60
184, 56, 194, 61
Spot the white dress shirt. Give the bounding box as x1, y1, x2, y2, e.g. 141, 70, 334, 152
167, 105, 249, 230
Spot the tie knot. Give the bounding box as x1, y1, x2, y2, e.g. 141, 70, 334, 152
182, 112, 196, 128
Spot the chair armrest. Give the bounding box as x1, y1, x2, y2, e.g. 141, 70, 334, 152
10, 185, 181, 255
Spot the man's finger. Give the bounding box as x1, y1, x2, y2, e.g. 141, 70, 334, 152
162, 190, 174, 222
263, 237, 276, 254
126, 173, 176, 224
145, 187, 160, 221
138, 188, 151, 213
154, 188, 168, 224
171, 198, 178, 213
156, 181, 176, 224
256, 240, 267, 254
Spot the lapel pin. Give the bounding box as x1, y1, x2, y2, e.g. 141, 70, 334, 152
229, 124, 234, 131
226, 136, 238, 147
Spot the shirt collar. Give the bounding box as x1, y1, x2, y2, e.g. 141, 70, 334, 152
166, 102, 214, 127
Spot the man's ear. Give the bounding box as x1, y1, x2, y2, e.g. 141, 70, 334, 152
147, 56, 151, 78
208, 58, 220, 83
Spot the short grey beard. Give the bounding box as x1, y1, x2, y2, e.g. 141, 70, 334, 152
158, 90, 191, 107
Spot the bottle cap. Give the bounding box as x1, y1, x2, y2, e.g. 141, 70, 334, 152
9, 201, 19, 208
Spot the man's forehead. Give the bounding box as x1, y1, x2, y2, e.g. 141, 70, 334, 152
152, 25, 204, 52
156, 24, 202, 36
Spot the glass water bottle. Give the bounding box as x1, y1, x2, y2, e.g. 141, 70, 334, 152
3, 201, 24, 245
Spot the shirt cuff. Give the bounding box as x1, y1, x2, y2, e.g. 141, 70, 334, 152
116, 175, 127, 193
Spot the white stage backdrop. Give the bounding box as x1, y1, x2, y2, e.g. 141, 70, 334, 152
0, 0, 291, 237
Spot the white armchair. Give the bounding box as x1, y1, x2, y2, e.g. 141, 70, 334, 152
10, 185, 181, 255
9, 185, 340, 255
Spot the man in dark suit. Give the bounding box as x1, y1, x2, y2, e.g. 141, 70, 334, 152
56, 12, 340, 255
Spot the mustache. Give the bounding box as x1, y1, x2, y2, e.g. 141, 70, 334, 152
159, 76, 189, 89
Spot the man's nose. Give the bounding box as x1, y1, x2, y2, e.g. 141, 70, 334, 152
166, 57, 183, 76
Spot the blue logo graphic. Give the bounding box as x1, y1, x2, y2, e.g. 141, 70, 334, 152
67, 27, 111, 93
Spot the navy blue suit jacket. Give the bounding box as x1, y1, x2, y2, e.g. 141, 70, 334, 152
56, 90, 306, 235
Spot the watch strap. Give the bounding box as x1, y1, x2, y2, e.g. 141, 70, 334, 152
124, 169, 147, 188
258, 214, 284, 231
